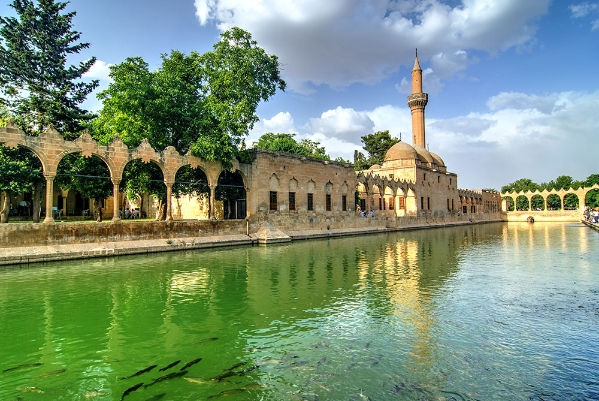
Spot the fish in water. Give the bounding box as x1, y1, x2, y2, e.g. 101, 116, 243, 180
211, 370, 237, 382
120, 365, 157, 380
3, 362, 43, 373
180, 358, 202, 371
238, 365, 259, 376
196, 337, 218, 345
158, 360, 180, 372
38, 368, 66, 378
121, 383, 143, 400
144, 370, 187, 388
144, 393, 167, 401
225, 361, 247, 371
83, 389, 107, 399
184, 377, 211, 385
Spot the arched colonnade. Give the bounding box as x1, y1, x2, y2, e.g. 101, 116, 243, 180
501, 186, 599, 211
356, 172, 418, 216
0, 122, 246, 223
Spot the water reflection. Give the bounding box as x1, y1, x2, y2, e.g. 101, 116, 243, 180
0, 223, 597, 400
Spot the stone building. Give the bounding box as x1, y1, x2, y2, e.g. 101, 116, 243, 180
358, 53, 460, 218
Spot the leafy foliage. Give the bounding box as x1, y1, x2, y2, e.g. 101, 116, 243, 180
354, 130, 399, 170
252, 132, 329, 160
0, 0, 98, 137
94, 27, 286, 168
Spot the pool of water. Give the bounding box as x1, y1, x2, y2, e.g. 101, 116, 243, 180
1, 222, 598, 400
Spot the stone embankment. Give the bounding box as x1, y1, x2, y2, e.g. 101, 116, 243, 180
582, 219, 599, 232
0, 219, 503, 266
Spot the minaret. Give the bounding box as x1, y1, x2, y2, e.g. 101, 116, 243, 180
408, 49, 428, 148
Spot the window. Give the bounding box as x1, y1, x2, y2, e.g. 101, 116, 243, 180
389, 174, 394, 179
360, 198, 366, 211
326, 194, 331, 211
379, 198, 382, 210
270, 191, 277, 211
447, 199, 450, 210
389, 197, 394, 210
424, 173, 426, 181
399, 197, 405, 209
427, 197, 430, 210
307, 193, 313, 211
438, 176, 440, 183
421, 197, 424, 210
463, 205, 467, 214
289, 192, 296, 211
342, 195, 347, 211
452, 199, 454, 210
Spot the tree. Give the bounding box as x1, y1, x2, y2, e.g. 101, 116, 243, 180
501, 178, 539, 193
0, 0, 98, 136
94, 27, 286, 168
354, 130, 399, 170
0, 145, 42, 222
252, 132, 329, 159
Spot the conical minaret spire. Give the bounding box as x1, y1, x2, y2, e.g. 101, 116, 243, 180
408, 49, 428, 148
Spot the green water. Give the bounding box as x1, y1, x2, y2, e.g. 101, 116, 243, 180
1, 222, 598, 400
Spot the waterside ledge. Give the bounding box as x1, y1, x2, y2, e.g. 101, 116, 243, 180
0, 219, 505, 266
582, 219, 599, 232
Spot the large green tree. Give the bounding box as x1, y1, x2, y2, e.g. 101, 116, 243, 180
354, 130, 399, 170
94, 27, 285, 165
0, 0, 98, 136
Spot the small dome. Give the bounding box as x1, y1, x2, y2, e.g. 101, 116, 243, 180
413, 145, 434, 164
384, 141, 418, 162
369, 164, 381, 170
429, 151, 445, 167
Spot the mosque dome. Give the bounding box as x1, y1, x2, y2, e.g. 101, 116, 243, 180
384, 141, 418, 162
369, 164, 382, 170
413, 145, 434, 164
429, 151, 445, 167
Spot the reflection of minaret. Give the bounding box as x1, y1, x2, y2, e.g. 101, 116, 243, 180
408, 49, 428, 148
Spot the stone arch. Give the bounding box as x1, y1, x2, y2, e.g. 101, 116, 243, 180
585, 188, 599, 208
516, 195, 529, 211
269, 174, 280, 191
502, 196, 514, 212
546, 193, 561, 210
384, 186, 394, 212
121, 158, 166, 220
563, 193, 579, 210
372, 184, 382, 211
406, 188, 418, 216
289, 177, 298, 191
217, 170, 247, 219
172, 165, 210, 220
307, 179, 315, 192
531, 194, 545, 211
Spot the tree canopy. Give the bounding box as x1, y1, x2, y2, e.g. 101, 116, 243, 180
252, 132, 329, 160
0, 0, 98, 136
353, 130, 399, 170
93, 27, 286, 167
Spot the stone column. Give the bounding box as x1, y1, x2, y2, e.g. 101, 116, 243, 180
165, 182, 173, 221
209, 184, 216, 219
112, 179, 121, 222
43, 173, 56, 224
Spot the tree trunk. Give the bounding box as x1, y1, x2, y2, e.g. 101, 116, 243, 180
32, 182, 42, 223
94, 199, 103, 222
155, 198, 166, 221
0, 192, 10, 223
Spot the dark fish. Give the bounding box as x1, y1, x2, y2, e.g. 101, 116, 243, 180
207, 388, 246, 399
180, 358, 202, 371
121, 365, 157, 380
238, 365, 259, 375
225, 361, 247, 371
121, 383, 143, 400
144, 393, 167, 401
3, 362, 43, 373
144, 370, 187, 388
211, 371, 237, 382
38, 368, 66, 378
196, 337, 218, 345
158, 360, 180, 372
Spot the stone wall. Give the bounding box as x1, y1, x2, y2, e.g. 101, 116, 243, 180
0, 220, 249, 248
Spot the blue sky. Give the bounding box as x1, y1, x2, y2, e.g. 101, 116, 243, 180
2, 0, 598, 190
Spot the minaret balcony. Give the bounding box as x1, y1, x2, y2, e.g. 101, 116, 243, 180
408, 93, 428, 108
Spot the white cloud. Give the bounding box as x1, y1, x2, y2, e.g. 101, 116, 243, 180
194, 0, 550, 92
83, 60, 113, 81
570, 2, 599, 30
304, 107, 374, 145
247, 111, 297, 145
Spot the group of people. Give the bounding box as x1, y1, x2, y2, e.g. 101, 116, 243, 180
584, 206, 599, 223
120, 208, 141, 219
359, 209, 375, 217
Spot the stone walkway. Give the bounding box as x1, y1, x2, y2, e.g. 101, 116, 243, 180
0, 220, 497, 267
